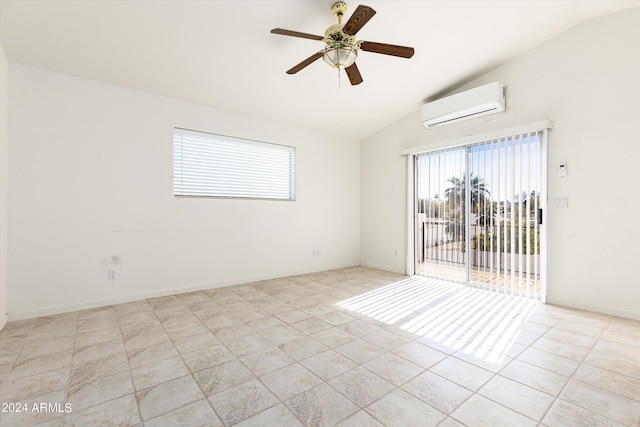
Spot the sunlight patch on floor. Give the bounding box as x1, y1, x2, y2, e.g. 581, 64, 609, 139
336, 276, 456, 325
337, 276, 538, 365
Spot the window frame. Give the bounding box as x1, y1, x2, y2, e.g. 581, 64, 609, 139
173, 127, 296, 201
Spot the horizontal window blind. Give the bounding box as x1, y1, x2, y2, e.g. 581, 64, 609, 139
173, 128, 295, 200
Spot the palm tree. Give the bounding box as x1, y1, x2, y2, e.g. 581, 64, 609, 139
444, 174, 490, 242
444, 174, 490, 213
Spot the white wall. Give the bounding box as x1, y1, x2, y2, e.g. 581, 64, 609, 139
0, 43, 8, 329
361, 7, 640, 319
8, 65, 361, 319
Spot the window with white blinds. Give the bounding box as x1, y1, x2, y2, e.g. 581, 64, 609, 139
173, 128, 295, 200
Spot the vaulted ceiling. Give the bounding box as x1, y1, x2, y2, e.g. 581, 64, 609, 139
1, 0, 638, 140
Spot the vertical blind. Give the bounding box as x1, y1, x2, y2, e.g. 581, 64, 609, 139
415, 146, 467, 285
173, 128, 295, 200
415, 128, 545, 301
467, 130, 542, 300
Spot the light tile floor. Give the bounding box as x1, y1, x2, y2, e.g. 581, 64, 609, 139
0, 266, 639, 426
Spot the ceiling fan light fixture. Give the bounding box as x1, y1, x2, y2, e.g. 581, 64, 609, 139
323, 43, 358, 69
271, 3, 414, 85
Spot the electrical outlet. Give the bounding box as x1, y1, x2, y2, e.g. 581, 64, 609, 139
107, 269, 117, 280
316, 249, 322, 256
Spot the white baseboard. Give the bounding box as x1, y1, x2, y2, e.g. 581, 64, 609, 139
8, 262, 360, 322
359, 261, 406, 276
546, 297, 640, 321
9, 267, 638, 324
0, 313, 7, 331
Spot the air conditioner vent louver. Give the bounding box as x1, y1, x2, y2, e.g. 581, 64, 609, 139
422, 82, 506, 129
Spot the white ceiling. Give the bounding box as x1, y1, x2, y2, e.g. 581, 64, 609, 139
1, 0, 639, 140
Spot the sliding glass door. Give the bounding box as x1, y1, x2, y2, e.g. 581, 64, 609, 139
414, 129, 545, 300
415, 147, 467, 283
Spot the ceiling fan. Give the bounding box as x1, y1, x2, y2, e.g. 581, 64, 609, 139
271, 2, 415, 85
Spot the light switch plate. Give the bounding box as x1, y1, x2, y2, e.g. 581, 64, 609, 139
554, 197, 568, 208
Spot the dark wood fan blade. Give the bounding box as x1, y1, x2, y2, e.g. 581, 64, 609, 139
271, 28, 324, 41
345, 63, 363, 85
342, 5, 376, 35
286, 52, 323, 74
360, 41, 415, 58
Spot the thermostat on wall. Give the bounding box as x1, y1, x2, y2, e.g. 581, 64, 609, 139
559, 162, 567, 177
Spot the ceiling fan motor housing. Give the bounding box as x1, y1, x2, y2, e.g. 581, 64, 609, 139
325, 23, 346, 39
331, 2, 348, 19
324, 3, 358, 69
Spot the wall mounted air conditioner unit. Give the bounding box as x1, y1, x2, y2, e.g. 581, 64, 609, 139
421, 82, 506, 129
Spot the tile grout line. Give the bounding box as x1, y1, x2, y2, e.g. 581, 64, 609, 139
1, 268, 638, 426
538, 314, 636, 427
118, 306, 146, 426
151, 292, 228, 426
527, 311, 615, 425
